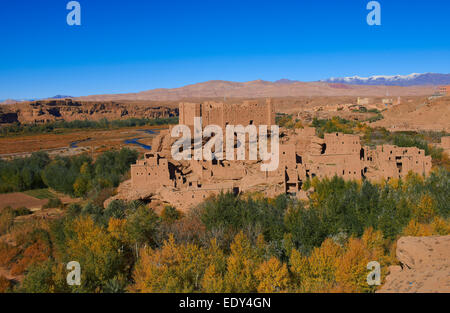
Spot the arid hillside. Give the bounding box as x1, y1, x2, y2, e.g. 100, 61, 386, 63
0, 99, 178, 124
75, 80, 436, 101
373, 96, 450, 132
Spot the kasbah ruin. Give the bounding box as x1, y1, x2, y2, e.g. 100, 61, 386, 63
108, 99, 433, 211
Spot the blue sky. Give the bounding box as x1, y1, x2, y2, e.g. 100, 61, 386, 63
1, 0, 449, 99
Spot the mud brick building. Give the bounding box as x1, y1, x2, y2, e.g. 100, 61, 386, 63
123, 100, 433, 211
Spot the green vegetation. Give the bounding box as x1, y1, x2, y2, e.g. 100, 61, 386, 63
23, 189, 56, 200
0, 207, 33, 235
0, 117, 178, 137
311, 117, 357, 138
42, 198, 63, 209
365, 113, 384, 123
351, 106, 368, 113
276, 113, 303, 129
0, 168, 447, 293
0, 152, 51, 193
0, 114, 448, 293
0, 148, 138, 197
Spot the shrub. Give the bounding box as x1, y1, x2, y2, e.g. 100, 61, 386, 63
14, 207, 33, 217
0, 209, 15, 235
42, 198, 62, 209
0, 276, 11, 293
161, 206, 182, 224
0, 242, 20, 267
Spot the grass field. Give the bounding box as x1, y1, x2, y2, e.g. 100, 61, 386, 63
23, 189, 56, 200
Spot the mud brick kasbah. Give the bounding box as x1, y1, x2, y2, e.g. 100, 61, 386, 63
110, 99, 432, 211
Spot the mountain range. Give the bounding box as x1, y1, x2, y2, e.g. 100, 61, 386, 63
2, 73, 448, 103
75, 79, 436, 101
0, 95, 73, 105
320, 73, 450, 86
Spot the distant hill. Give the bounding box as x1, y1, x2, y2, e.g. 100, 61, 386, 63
0, 95, 72, 105
4, 75, 445, 102
75, 80, 435, 101
47, 95, 73, 99
321, 73, 450, 86
0, 99, 22, 105
274, 79, 300, 84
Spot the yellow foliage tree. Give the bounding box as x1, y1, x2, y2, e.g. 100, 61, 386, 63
403, 171, 424, 192
131, 235, 223, 293
412, 194, 436, 223
107, 218, 129, 243
402, 219, 433, 236
402, 217, 450, 236
66, 216, 123, 291
201, 264, 226, 293
335, 238, 373, 292
289, 238, 341, 292
335, 228, 387, 293
430, 217, 450, 235
255, 257, 289, 292
223, 232, 263, 292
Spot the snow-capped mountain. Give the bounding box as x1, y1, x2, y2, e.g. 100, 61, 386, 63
321, 73, 450, 86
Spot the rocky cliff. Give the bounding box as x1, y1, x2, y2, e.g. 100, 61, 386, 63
378, 235, 450, 293
0, 99, 178, 124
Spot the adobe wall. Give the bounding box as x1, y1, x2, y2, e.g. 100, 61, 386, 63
306, 154, 363, 180
179, 102, 201, 127
442, 136, 450, 149
322, 133, 361, 155
131, 153, 173, 191
190, 160, 246, 181
364, 145, 432, 180
179, 99, 275, 129
440, 136, 450, 155
159, 181, 236, 209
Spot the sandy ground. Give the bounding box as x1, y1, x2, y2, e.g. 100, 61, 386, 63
379, 236, 450, 293
0, 193, 48, 210
0, 191, 79, 210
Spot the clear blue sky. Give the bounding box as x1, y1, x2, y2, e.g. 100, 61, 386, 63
1, 0, 449, 99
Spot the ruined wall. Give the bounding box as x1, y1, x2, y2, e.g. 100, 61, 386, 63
440, 136, 450, 155
364, 145, 432, 180
131, 153, 173, 191
322, 133, 361, 155
439, 86, 450, 95
179, 102, 201, 127
159, 181, 236, 209
278, 144, 297, 170
442, 136, 450, 149
179, 99, 275, 129
306, 154, 363, 180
